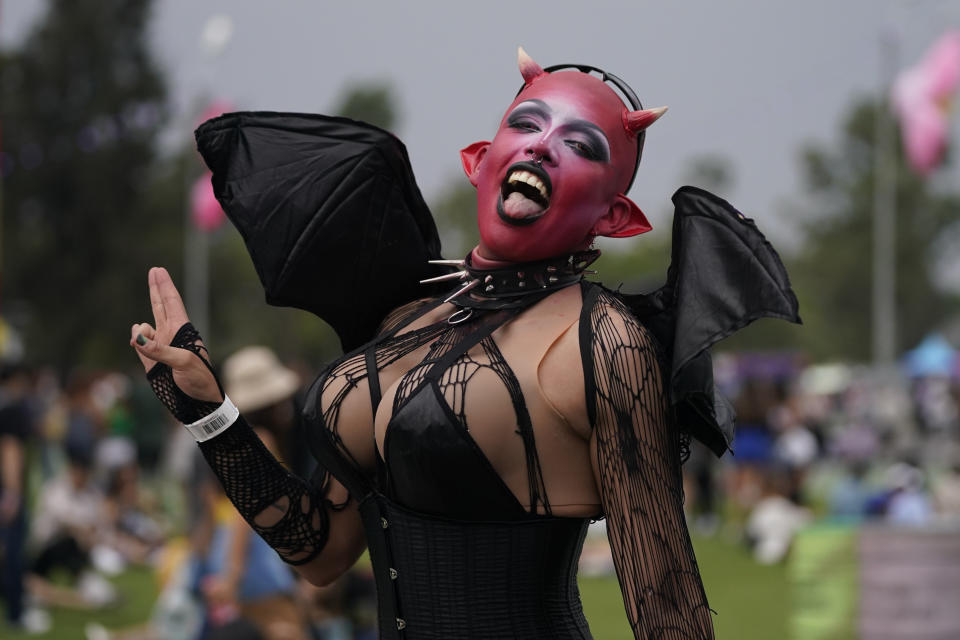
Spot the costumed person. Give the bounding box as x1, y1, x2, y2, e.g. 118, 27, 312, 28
129, 48, 799, 639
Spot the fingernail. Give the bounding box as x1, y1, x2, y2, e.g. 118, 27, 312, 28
136, 334, 147, 346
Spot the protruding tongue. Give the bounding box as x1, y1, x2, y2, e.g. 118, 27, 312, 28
502, 192, 545, 218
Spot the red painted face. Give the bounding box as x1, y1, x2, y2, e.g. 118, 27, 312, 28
462, 71, 650, 263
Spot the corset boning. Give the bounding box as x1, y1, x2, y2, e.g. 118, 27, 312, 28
359, 494, 594, 640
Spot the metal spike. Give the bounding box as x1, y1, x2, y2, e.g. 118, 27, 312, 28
484, 275, 493, 283
419, 270, 468, 284
443, 279, 481, 303
548, 275, 559, 283
485, 285, 494, 292
428, 259, 467, 267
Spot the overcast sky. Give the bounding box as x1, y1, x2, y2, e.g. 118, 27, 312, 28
4, 0, 959, 248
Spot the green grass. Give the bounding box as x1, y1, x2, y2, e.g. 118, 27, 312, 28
4, 567, 158, 639
7, 536, 787, 639
581, 535, 789, 639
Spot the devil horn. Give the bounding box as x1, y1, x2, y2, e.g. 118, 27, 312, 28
623, 106, 668, 135
518, 46, 546, 85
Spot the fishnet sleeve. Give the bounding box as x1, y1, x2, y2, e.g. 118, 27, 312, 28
589, 296, 714, 639
198, 417, 330, 565
140, 322, 330, 566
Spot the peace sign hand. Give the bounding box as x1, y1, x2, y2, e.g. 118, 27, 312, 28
130, 267, 224, 424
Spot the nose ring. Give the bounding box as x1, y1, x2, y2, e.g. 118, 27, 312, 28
527, 150, 543, 166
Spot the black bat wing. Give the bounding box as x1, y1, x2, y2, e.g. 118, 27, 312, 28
619, 186, 801, 456
195, 111, 444, 352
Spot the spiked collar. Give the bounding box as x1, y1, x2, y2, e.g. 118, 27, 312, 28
421, 249, 600, 312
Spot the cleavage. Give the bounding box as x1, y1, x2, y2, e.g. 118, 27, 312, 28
375, 321, 548, 517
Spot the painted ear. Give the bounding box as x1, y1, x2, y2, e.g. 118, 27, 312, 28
592, 194, 653, 238
460, 141, 490, 186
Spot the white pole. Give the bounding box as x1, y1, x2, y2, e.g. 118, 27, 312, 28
873, 30, 898, 368
184, 189, 210, 336
184, 14, 233, 339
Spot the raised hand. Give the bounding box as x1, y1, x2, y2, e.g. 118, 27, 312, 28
130, 267, 223, 421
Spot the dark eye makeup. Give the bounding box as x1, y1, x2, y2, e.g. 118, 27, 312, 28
508, 118, 541, 132
565, 139, 601, 160
504, 100, 610, 162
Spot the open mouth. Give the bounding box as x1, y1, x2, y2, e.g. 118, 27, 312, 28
497, 162, 552, 226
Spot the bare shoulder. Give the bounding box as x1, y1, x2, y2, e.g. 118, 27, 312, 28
535, 285, 591, 439
540, 288, 664, 433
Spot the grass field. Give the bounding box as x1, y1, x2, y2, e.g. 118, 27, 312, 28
581, 535, 788, 639
7, 535, 787, 639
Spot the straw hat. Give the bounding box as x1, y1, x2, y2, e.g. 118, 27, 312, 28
223, 346, 301, 413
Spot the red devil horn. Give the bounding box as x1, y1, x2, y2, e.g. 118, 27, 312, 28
518, 46, 546, 85
623, 106, 668, 136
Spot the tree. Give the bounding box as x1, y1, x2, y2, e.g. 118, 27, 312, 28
1, 0, 170, 370
332, 82, 399, 131
788, 99, 960, 361
430, 181, 480, 260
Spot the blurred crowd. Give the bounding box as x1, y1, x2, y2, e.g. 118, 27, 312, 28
684, 350, 960, 565
3, 345, 960, 636
0, 348, 376, 639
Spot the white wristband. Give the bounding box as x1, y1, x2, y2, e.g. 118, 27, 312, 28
184, 396, 240, 442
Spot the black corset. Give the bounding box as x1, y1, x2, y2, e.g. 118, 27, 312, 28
359, 494, 593, 640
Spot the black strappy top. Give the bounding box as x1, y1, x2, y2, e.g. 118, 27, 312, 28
301, 289, 594, 639
305, 292, 556, 522
384, 381, 530, 520
383, 303, 555, 520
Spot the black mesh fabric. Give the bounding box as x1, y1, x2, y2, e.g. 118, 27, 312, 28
585, 286, 714, 638
198, 417, 331, 565
145, 323, 223, 424
362, 495, 592, 640
145, 325, 329, 566
309, 314, 450, 502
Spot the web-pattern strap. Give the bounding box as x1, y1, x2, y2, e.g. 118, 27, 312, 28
589, 290, 714, 639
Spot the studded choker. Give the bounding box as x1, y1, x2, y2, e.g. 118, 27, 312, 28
421, 249, 600, 315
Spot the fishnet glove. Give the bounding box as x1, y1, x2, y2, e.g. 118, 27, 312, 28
198, 420, 331, 565
145, 323, 224, 424
142, 323, 329, 564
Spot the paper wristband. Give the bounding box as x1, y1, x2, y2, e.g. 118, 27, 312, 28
184, 396, 240, 442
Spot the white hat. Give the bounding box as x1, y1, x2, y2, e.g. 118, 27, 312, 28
223, 346, 301, 413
